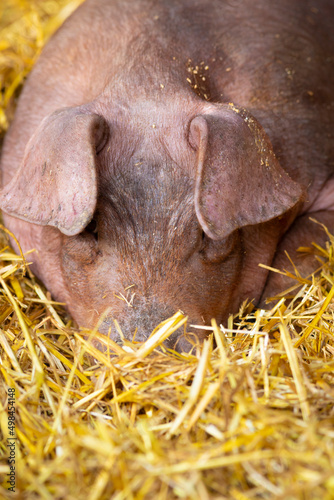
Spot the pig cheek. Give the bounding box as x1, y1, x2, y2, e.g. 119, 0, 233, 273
60, 236, 118, 327
187, 239, 243, 324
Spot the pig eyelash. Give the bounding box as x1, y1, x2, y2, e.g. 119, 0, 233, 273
96, 142, 106, 155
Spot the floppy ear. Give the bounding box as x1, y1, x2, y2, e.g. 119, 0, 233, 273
189, 104, 303, 240
0, 106, 109, 236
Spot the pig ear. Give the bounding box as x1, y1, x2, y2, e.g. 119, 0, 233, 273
190, 104, 303, 240
0, 107, 109, 236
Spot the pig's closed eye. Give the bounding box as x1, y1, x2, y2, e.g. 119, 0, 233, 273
85, 217, 98, 241
199, 229, 237, 263
198, 230, 209, 254
95, 119, 110, 155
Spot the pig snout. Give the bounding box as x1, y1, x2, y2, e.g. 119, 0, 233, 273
98, 301, 182, 346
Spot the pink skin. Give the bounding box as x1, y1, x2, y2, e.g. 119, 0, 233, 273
1, 0, 334, 350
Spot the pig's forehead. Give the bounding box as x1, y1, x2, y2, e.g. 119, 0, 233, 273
91, 96, 201, 177
96, 163, 196, 237
102, 168, 193, 213
99, 155, 194, 195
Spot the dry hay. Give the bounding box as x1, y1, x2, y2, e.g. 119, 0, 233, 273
0, 1, 334, 499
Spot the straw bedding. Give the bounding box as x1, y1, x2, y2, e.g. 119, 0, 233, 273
0, 1, 334, 499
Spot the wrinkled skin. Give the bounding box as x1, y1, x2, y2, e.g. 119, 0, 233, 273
1, 0, 334, 351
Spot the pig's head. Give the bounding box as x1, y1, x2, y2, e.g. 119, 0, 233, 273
0, 102, 302, 350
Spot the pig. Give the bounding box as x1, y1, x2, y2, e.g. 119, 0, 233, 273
1, 0, 334, 351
